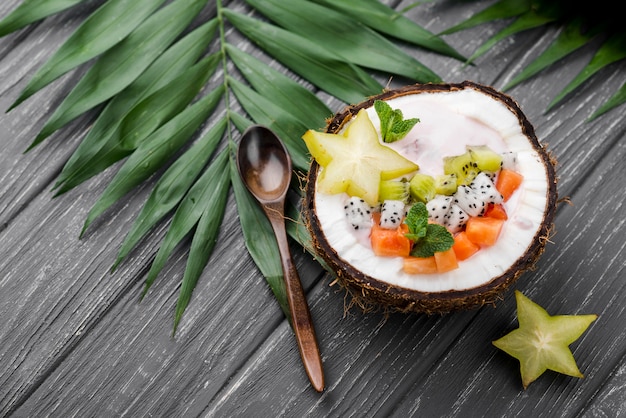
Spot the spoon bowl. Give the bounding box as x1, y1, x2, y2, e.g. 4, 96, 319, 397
237, 126, 291, 203
237, 125, 325, 392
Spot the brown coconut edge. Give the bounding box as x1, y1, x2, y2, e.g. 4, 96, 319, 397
303, 81, 559, 314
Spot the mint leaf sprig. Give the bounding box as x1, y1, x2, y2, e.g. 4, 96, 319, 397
374, 99, 420, 143
404, 203, 454, 257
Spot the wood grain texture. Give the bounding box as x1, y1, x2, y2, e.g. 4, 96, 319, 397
1, 0, 625, 416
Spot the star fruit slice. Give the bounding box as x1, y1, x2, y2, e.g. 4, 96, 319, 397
493, 290, 597, 389
302, 108, 418, 206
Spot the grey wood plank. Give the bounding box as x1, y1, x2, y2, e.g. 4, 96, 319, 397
0, 167, 163, 414
11, 206, 326, 417
0, 1, 103, 228
205, 293, 479, 417
582, 360, 626, 417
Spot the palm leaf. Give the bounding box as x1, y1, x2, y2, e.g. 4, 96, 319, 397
142, 147, 230, 298
173, 147, 231, 334
589, 81, 626, 120
9, 0, 168, 110
311, 0, 465, 61
30, 0, 208, 147
113, 118, 227, 272
222, 8, 382, 104
82, 85, 224, 235
547, 32, 626, 111
225, 43, 331, 131
228, 110, 255, 134
503, 19, 596, 90
439, 0, 531, 35
0, 0, 87, 37
75, 55, 222, 220
466, 9, 557, 64
443, 0, 626, 116
55, 20, 219, 194
246, 0, 441, 83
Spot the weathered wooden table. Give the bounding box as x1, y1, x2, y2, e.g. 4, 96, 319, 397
1, 0, 625, 416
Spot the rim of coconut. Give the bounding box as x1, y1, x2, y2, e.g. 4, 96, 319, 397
303, 81, 558, 314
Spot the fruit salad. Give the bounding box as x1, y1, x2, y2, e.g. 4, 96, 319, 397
303, 84, 554, 295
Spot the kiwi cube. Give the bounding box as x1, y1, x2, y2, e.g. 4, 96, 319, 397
467, 145, 503, 173
443, 151, 479, 186
434, 174, 458, 195
409, 173, 436, 203
379, 179, 409, 203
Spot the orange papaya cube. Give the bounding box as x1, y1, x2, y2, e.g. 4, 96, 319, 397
370, 214, 411, 257
403, 256, 438, 274
465, 216, 505, 246
434, 248, 459, 273
495, 169, 523, 201
452, 231, 480, 261
484, 203, 508, 220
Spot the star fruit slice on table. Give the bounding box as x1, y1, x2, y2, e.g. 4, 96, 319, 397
302, 108, 419, 206
493, 290, 597, 389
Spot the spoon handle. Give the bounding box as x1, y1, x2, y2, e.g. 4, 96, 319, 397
265, 205, 325, 392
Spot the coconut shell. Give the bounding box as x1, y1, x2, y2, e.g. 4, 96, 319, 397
303, 81, 558, 314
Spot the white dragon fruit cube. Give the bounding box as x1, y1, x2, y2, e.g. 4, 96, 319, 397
344, 196, 373, 230
444, 203, 469, 233
426, 195, 452, 226
470, 171, 503, 204
454, 185, 487, 217
379, 200, 405, 229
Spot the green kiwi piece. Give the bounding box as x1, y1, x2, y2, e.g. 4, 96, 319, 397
467, 145, 503, 172
443, 151, 479, 185
409, 173, 436, 202
379, 179, 409, 203
434, 174, 457, 195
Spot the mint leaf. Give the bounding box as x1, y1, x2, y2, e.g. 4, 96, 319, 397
404, 202, 454, 257
374, 99, 420, 143
386, 118, 419, 142
410, 224, 454, 257
404, 202, 428, 240
375, 99, 393, 138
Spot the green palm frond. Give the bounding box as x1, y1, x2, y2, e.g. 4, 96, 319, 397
591, 82, 626, 120
246, 0, 442, 83
53, 19, 220, 195
442, 0, 626, 118
0, 0, 452, 333
28, 0, 207, 147
439, 0, 531, 36
546, 32, 626, 112
502, 19, 596, 91
313, 0, 465, 61
0, 0, 87, 37
464, 8, 558, 65
9, 0, 169, 110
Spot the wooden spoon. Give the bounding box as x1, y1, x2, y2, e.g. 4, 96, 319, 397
236, 125, 324, 392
